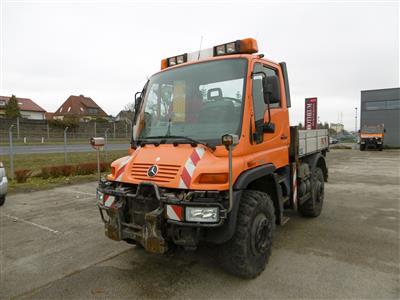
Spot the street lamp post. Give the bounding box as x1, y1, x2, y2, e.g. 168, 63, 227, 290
355, 107, 358, 133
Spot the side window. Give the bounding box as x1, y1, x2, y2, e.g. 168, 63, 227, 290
252, 63, 265, 122
252, 64, 282, 122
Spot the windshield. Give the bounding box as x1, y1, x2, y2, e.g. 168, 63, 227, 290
361, 125, 384, 134
133, 59, 247, 144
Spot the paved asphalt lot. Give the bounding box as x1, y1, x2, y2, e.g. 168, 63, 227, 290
0, 149, 399, 299
0, 143, 128, 155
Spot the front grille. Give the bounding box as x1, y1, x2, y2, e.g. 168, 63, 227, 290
131, 163, 180, 183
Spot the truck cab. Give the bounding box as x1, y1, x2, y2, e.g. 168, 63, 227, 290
97, 38, 328, 278
359, 124, 385, 151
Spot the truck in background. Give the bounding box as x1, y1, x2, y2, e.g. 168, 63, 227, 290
97, 38, 329, 278
359, 124, 385, 151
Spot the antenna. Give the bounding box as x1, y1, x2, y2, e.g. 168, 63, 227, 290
197, 35, 203, 60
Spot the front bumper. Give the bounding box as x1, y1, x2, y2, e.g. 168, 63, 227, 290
97, 181, 227, 253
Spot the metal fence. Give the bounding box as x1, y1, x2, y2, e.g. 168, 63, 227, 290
0, 118, 132, 143
0, 118, 132, 179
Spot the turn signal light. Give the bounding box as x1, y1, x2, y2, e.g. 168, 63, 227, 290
111, 166, 116, 177
199, 173, 228, 184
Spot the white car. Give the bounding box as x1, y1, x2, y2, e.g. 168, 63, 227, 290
0, 162, 7, 206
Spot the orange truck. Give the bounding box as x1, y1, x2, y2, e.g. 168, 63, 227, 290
359, 124, 385, 151
97, 38, 329, 278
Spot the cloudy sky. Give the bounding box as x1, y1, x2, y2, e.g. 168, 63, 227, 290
1, 0, 398, 130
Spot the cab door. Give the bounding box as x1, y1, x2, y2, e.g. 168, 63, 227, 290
250, 62, 290, 168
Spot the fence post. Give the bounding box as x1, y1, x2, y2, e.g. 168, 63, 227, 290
94, 122, 97, 137
125, 122, 128, 138
104, 128, 109, 162
126, 120, 132, 140
113, 122, 116, 139
46, 122, 50, 140
16, 118, 20, 140
64, 127, 69, 164
8, 125, 15, 179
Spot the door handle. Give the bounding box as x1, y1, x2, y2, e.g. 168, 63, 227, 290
281, 134, 288, 140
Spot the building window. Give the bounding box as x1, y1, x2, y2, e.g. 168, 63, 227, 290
87, 108, 98, 114
386, 99, 400, 109
0, 100, 5, 106
68, 106, 71, 112
80, 107, 84, 112
365, 101, 387, 110
60, 107, 63, 112
365, 99, 400, 110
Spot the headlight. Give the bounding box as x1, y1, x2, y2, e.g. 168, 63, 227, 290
97, 191, 104, 203
185, 207, 219, 223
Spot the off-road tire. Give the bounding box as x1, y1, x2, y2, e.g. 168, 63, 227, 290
218, 190, 275, 279
298, 167, 324, 217
378, 145, 383, 151
360, 144, 365, 151
0, 196, 5, 206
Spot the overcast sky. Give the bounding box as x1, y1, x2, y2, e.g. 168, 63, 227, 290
1, 0, 398, 130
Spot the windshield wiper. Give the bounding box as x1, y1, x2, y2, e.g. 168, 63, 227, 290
142, 135, 216, 151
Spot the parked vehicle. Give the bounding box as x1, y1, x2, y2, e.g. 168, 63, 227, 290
97, 38, 329, 278
330, 137, 339, 144
359, 124, 385, 151
0, 162, 8, 206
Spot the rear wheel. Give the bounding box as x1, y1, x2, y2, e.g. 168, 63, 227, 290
218, 190, 275, 279
298, 167, 324, 217
0, 196, 5, 206
360, 144, 365, 151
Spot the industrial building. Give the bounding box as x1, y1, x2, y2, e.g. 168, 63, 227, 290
360, 88, 400, 147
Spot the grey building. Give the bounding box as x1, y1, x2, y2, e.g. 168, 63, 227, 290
360, 88, 400, 147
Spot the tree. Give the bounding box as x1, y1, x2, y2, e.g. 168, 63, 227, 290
124, 102, 135, 112
5, 95, 21, 119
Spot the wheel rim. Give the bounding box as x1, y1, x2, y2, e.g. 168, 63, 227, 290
251, 214, 271, 256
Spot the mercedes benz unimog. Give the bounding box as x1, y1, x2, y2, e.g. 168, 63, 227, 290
97, 38, 329, 278
359, 124, 385, 151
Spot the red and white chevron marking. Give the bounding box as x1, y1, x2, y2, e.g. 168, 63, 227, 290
103, 194, 116, 208
179, 147, 205, 189
115, 156, 132, 182
166, 204, 183, 221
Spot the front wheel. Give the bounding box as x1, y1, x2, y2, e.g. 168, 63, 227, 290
0, 196, 5, 206
298, 167, 324, 217
218, 190, 275, 279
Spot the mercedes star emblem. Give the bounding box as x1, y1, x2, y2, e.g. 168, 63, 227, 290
147, 165, 159, 177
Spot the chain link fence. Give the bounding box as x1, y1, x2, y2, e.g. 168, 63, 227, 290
0, 118, 132, 144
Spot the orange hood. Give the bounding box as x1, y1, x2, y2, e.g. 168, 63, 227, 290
108, 144, 244, 191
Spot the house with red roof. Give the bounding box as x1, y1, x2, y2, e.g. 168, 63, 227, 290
0, 96, 46, 120
53, 95, 108, 121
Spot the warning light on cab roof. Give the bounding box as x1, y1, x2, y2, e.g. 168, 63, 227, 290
160, 38, 258, 70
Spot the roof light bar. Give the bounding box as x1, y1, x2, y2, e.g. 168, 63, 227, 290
166, 53, 187, 67
214, 40, 241, 56
160, 38, 259, 69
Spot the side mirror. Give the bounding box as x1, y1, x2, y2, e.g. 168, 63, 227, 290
263, 122, 275, 133
384, 129, 386, 133
263, 76, 280, 104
